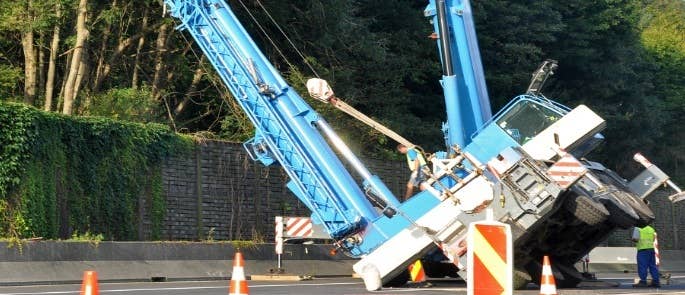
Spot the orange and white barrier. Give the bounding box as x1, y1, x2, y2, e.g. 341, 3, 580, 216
467, 210, 512, 295
539, 255, 557, 295
80, 271, 99, 295
229, 252, 249, 295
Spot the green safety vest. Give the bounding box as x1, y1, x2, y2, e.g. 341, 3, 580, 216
636, 226, 656, 250
406, 149, 427, 171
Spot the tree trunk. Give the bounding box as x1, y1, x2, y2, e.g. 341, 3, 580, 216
151, 22, 171, 101
93, 29, 154, 91
37, 32, 45, 98
44, 3, 61, 112
62, 0, 89, 115
73, 51, 89, 111
92, 0, 116, 93
57, 51, 71, 111
21, 30, 37, 105
92, 30, 112, 92
175, 56, 206, 115
131, 8, 149, 89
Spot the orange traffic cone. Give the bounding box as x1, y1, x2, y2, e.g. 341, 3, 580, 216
229, 252, 249, 295
539, 256, 557, 295
408, 260, 426, 283
80, 270, 99, 295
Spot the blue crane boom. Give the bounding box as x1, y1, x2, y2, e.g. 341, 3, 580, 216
425, 0, 492, 149
163, 0, 385, 238
163, 0, 483, 287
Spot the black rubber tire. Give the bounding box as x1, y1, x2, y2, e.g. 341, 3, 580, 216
602, 193, 639, 229
421, 260, 459, 278
613, 190, 654, 227
563, 192, 610, 225
593, 171, 655, 227
513, 268, 531, 290
422, 263, 444, 278
554, 261, 583, 288
525, 260, 542, 285
383, 269, 410, 287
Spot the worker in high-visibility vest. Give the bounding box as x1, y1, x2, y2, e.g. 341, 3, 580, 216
397, 144, 427, 201
631, 224, 660, 288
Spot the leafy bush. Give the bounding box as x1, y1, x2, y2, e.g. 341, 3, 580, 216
0, 64, 21, 99
0, 102, 191, 240
85, 87, 161, 123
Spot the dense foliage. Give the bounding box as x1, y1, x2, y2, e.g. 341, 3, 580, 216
0, 102, 190, 240
0, 1, 682, 185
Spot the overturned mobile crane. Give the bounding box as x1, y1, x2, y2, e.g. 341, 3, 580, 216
163, 0, 685, 290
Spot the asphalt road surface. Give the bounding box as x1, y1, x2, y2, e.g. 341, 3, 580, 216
0, 273, 683, 295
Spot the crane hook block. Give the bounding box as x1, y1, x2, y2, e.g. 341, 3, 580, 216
306, 78, 335, 103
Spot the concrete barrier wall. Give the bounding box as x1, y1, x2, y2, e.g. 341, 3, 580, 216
584, 247, 685, 273
0, 241, 356, 285
2, 242, 684, 285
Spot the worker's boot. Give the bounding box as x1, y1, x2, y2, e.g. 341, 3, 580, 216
632, 281, 648, 288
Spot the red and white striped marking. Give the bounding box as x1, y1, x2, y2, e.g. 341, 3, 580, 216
634, 152, 654, 168
467, 218, 513, 295
274, 217, 284, 255
286, 217, 313, 238
547, 154, 587, 189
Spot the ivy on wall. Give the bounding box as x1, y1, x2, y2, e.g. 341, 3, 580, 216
0, 102, 191, 240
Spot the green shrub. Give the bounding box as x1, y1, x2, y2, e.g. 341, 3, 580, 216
85, 87, 161, 123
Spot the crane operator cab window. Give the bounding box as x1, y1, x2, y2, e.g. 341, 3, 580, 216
496, 100, 562, 145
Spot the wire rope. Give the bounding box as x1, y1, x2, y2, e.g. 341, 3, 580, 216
253, 0, 320, 78
235, 0, 301, 77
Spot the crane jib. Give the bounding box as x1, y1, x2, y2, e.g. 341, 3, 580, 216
426, 0, 492, 149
